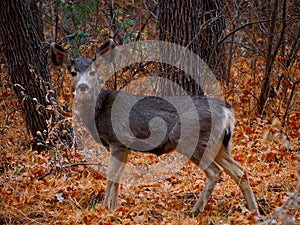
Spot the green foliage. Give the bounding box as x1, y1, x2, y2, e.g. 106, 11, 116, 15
118, 18, 136, 31
55, 1, 97, 57
72, 0, 98, 25
57, 0, 98, 26
65, 30, 90, 57
66, 30, 90, 40
118, 12, 136, 43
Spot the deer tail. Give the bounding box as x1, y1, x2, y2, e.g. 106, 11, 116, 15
222, 106, 235, 151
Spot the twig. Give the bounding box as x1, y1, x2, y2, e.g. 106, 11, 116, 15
36, 162, 108, 181
266, 170, 299, 224
63, 162, 108, 168
208, 19, 271, 66
37, 167, 54, 181
135, 6, 157, 42
4, 107, 22, 125
282, 79, 300, 128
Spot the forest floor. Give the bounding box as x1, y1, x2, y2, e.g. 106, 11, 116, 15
0, 58, 299, 224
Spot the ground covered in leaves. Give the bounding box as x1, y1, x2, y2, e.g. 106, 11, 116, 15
0, 57, 299, 224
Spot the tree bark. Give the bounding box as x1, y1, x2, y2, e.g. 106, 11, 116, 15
0, 0, 54, 145
30, 1, 44, 42
258, 0, 283, 114
158, 0, 225, 96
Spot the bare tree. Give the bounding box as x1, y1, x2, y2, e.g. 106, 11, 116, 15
0, 0, 55, 148
157, 0, 226, 96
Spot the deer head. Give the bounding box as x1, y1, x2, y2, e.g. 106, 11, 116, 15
50, 39, 114, 99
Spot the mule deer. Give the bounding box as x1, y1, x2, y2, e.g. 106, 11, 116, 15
50, 40, 258, 215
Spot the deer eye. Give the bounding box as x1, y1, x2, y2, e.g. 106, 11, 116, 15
90, 71, 96, 76
71, 71, 77, 77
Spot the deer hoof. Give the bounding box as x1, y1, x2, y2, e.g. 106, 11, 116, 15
104, 194, 118, 211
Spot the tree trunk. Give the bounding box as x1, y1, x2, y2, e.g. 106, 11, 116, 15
157, 0, 225, 96
0, 0, 54, 146
258, 0, 282, 114
30, 1, 44, 42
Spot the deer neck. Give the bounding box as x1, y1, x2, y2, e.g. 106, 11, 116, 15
74, 86, 101, 142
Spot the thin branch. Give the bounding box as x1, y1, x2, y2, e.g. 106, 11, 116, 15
208, 19, 271, 66
135, 6, 157, 42
282, 79, 300, 127
37, 162, 108, 181
37, 167, 54, 181
65, 162, 108, 168
4, 107, 22, 125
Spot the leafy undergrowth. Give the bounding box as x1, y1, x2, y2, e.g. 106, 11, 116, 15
0, 61, 299, 225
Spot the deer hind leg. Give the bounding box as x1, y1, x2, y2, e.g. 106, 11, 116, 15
215, 147, 258, 211
104, 145, 129, 211
190, 161, 223, 215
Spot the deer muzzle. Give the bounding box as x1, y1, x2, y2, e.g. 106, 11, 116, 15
77, 83, 89, 92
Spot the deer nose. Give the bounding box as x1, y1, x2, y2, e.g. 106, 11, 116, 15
78, 83, 89, 92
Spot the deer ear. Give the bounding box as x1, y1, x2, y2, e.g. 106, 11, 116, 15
50, 43, 72, 68
94, 39, 114, 63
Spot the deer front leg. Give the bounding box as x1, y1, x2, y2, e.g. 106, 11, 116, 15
104, 180, 119, 211
104, 145, 129, 211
